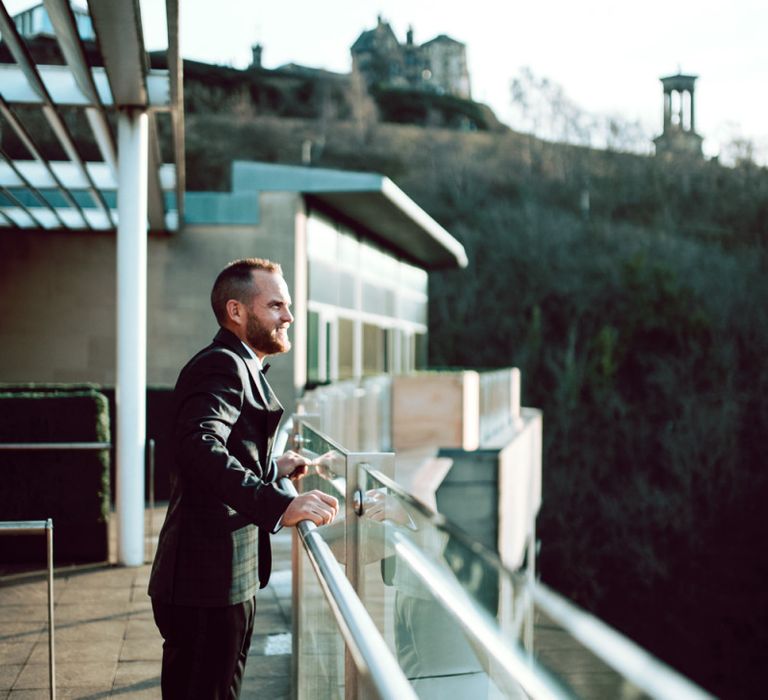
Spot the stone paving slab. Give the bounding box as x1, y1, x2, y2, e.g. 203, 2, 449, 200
0, 666, 22, 692
8, 688, 113, 699
14, 661, 116, 690
27, 640, 121, 665
0, 623, 45, 645
0, 643, 34, 667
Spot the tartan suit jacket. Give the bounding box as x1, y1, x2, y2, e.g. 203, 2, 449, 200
148, 327, 294, 607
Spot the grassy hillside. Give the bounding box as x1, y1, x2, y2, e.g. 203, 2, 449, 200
186, 114, 768, 698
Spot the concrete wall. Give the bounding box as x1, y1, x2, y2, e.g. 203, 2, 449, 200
436, 409, 542, 570
0, 191, 305, 416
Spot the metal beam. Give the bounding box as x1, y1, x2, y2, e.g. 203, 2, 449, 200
0, 207, 15, 226
1, 185, 46, 228
0, 64, 171, 108
166, 0, 185, 225
146, 112, 165, 230
0, 149, 68, 228
86, 0, 167, 230
0, 4, 114, 226
0, 96, 91, 228
42, 103, 115, 226
86, 0, 148, 106
43, 0, 117, 173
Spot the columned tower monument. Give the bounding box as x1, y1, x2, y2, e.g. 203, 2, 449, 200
653, 73, 703, 158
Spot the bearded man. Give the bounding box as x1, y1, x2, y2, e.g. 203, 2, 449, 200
149, 257, 338, 699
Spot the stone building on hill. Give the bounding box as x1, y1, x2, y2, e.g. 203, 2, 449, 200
351, 16, 472, 99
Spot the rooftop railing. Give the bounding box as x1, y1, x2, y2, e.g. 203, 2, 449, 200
287, 418, 714, 700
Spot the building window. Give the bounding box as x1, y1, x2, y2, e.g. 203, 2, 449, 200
362, 323, 386, 376
307, 311, 332, 385
307, 311, 321, 384
307, 210, 429, 382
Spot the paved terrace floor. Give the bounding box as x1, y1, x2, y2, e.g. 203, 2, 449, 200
1, 454, 630, 699
0, 507, 292, 699
0, 450, 444, 699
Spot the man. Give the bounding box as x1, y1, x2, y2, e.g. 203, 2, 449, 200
148, 257, 338, 699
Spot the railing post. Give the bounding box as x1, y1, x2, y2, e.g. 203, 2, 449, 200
0, 521, 57, 699
146, 438, 156, 563
46, 518, 55, 700
344, 454, 361, 700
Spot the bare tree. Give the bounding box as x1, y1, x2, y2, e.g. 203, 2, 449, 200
509, 66, 651, 154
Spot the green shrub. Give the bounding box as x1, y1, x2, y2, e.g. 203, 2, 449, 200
0, 389, 111, 564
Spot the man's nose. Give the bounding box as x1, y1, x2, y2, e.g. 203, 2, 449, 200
283, 308, 294, 323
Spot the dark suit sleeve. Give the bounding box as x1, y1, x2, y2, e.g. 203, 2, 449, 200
174, 349, 293, 531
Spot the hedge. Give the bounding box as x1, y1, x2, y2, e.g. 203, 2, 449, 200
0, 389, 110, 564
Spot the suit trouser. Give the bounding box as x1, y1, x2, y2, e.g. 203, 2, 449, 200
152, 596, 256, 700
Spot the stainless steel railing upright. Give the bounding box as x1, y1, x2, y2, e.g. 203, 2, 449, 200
0, 519, 56, 700
279, 474, 417, 700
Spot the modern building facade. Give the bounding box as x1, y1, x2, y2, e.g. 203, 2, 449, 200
0, 160, 467, 420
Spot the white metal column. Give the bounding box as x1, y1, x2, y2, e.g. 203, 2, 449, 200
116, 109, 148, 566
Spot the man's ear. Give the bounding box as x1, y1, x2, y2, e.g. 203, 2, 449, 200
225, 299, 244, 326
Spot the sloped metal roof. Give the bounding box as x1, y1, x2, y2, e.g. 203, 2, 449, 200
230, 161, 468, 270
0, 0, 184, 231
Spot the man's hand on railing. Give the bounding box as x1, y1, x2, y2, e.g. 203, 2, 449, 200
276, 450, 312, 481
282, 490, 339, 527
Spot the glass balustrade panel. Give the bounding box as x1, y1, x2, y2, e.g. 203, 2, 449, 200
292, 422, 675, 699
353, 466, 665, 700
353, 468, 527, 699
295, 542, 346, 700
294, 424, 349, 700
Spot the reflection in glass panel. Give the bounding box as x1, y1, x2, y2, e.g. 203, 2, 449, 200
338, 318, 354, 380
291, 421, 682, 699
355, 469, 512, 698
363, 323, 385, 376
354, 465, 663, 699
297, 423, 348, 501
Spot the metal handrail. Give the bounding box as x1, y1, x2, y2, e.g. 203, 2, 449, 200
530, 583, 715, 700
363, 466, 714, 700
0, 519, 56, 699
279, 477, 417, 700
391, 529, 574, 700
0, 440, 157, 562
0, 442, 111, 450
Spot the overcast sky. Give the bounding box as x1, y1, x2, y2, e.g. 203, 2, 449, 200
7, 0, 768, 162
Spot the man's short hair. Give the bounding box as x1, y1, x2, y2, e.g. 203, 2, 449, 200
211, 257, 283, 325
